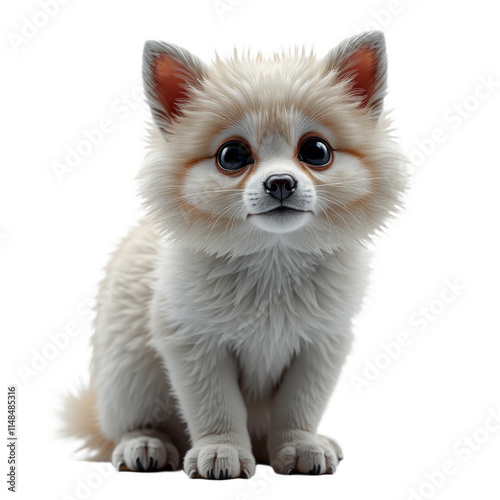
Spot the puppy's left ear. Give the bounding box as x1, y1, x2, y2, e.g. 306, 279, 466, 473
324, 31, 387, 119
143, 41, 207, 134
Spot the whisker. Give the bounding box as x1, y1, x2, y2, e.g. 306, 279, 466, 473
317, 203, 341, 240
140, 186, 244, 204
315, 194, 354, 237
154, 190, 243, 225
316, 175, 389, 187
316, 192, 363, 228
206, 200, 243, 241
227, 206, 245, 244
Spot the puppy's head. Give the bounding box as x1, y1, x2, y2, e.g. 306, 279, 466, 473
139, 32, 407, 256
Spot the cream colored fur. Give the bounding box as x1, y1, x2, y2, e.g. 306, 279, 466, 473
62, 31, 407, 479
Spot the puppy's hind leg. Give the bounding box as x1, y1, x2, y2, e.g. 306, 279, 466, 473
92, 316, 187, 472
93, 343, 186, 472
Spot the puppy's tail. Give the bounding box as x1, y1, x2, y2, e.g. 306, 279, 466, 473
58, 382, 114, 461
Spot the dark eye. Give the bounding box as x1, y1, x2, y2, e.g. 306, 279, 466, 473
217, 141, 254, 172
298, 137, 332, 167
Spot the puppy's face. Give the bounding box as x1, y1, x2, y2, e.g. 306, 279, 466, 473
140, 35, 407, 256
181, 114, 370, 238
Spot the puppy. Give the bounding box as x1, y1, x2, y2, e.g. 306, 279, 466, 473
62, 31, 407, 479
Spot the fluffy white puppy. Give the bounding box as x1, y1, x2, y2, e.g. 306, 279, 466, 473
62, 31, 407, 479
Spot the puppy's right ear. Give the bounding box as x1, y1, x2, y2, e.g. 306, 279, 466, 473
143, 41, 206, 134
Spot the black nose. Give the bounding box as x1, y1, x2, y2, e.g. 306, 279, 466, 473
264, 174, 297, 201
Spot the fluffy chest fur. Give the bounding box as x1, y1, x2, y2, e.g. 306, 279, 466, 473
155, 243, 368, 398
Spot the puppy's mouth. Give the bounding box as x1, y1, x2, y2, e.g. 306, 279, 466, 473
247, 206, 312, 217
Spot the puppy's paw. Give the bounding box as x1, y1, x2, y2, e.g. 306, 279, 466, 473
112, 435, 179, 472
270, 433, 342, 475
184, 441, 256, 479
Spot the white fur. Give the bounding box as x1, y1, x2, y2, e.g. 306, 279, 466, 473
61, 31, 408, 479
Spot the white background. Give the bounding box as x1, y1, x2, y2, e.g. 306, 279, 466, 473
1, 0, 499, 499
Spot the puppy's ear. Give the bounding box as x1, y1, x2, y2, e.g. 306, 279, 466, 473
324, 31, 387, 119
143, 41, 206, 133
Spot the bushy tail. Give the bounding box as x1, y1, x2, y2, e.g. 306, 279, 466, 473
58, 383, 114, 461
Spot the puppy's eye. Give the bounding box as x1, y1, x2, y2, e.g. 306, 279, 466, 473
217, 141, 254, 172
298, 137, 332, 168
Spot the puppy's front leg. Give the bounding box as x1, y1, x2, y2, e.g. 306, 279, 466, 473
268, 337, 350, 475
161, 341, 255, 479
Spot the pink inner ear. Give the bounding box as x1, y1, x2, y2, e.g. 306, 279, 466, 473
342, 47, 378, 108
153, 55, 193, 118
